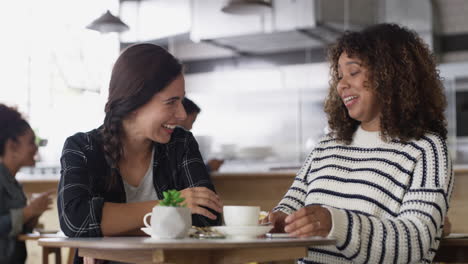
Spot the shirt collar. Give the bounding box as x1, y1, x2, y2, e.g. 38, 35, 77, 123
351, 126, 384, 147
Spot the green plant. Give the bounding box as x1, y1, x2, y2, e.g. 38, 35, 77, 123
33, 128, 47, 147
160, 189, 186, 207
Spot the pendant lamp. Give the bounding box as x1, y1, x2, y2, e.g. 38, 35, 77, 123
86, 10, 129, 34
221, 0, 272, 15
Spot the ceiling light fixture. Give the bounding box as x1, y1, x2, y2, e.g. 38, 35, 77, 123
86, 10, 129, 34
221, 0, 272, 15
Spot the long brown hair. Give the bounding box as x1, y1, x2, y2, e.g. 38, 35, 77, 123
102, 44, 182, 190
324, 23, 447, 144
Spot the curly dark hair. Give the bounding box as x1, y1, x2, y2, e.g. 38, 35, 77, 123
102, 44, 182, 190
324, 23, 447, 144
0, 104, 31, 156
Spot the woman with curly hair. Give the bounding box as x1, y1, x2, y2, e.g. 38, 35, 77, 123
263, 23, 453, 263
57, 44, 222, 264
0, 104, 53, 264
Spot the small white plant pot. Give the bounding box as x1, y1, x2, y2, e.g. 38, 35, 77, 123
144, 206, 192, 239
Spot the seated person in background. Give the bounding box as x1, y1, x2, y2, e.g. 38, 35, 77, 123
57, 44, 222, 264
180, 97, 224, 172
262, 23, 453, 263
0, 104, 53, 264
179, 97, 200, 131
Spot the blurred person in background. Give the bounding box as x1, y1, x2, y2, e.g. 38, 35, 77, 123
0, 104, 53, 264
180, 97, 224, 172
57, 44, 222, 264
179, 97, 201, 131
262, 23, 453, 263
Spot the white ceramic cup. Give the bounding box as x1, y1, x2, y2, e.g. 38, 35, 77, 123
223, 205, 260, 226
143, 206, 192, 239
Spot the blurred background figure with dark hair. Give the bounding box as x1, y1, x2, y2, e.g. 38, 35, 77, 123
180, 97, 224, 172
180, 97, 201, 131
0, 104, 53, 264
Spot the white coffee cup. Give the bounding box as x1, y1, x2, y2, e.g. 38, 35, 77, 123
143, 206, 192, 239
223, 205, 260, 226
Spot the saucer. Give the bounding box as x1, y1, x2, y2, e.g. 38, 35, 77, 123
140, 227, 196, 238
211, 225, 273, 239
141, 227, 153, 237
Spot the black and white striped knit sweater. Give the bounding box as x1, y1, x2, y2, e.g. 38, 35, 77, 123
275, 127, 454, 264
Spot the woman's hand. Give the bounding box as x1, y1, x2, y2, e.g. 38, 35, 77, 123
30, 191, 53, 215
23, 190, 53, 221
25, 216, 39, 229
284, 205, 332, 238
180, 187, 223, 220
207, 159, 224, 172
261, 211, 288, 233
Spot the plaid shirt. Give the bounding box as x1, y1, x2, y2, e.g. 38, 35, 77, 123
57, 126, 221, 239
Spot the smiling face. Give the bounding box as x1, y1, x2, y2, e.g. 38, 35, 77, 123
337, 52, 381, 131
127, 74, 187, 144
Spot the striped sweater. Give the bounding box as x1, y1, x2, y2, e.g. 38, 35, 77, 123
275, 127, 454, 264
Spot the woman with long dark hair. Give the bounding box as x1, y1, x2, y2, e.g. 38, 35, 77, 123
0, 104, 53, 264
57, 44, 222, 263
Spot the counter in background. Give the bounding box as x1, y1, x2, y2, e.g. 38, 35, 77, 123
211, 171, 296, 212
212, 167, 468, 234
19, 166, 468, 234
448, 165, 468, 234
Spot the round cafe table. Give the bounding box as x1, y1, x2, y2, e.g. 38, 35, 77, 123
39, 236, 336, 264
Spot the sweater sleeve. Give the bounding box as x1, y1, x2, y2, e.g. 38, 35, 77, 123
0, 184, 25, 237
0, 185, 14, 237
325, 135, 454, 263
8, 208, 24, 237
57, 134, 104, 237
273, 151, 315, 215
0, 209, 23, 238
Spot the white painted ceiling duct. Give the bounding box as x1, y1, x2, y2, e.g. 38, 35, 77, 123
117, 0, 434, 60
189, 0, 433, 55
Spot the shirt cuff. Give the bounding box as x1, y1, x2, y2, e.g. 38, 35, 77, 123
9, 208, 24, 237
273, 205, 293, 215
322, 206, 349, 244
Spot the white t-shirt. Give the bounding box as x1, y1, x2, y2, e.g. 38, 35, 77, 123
123, 147, 159, 202
351, 125, 384, 147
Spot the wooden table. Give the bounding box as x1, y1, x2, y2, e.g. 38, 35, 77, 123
38, 236, 335, 264
18, 233, 74, 264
